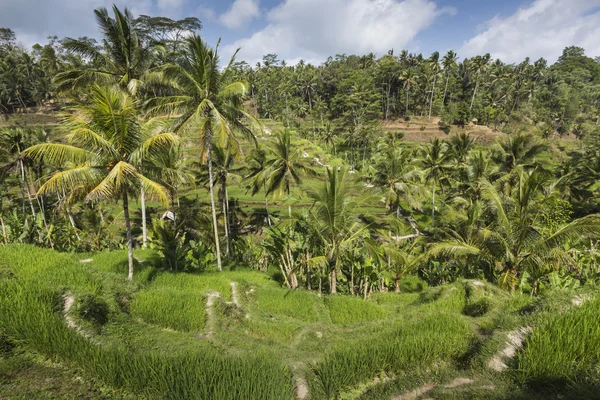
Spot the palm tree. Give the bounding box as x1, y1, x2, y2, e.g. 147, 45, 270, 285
25, 85, 174, 280
449, 133, 475, 164
442, 50, 458, 105
401, 68, 418, 116
427, 52, 441, 121
371, 141, 423, 217
431, 168, 600, 292
383, 240, 425, 292
148, 35, 257, 272
55, 5, 156, 94
198, 144, 243, 257
469, 53, 490, 110
420, 138, 451, 226
262, 130, 315, 213
0, 128, 39, 218
306, 167, 371, 293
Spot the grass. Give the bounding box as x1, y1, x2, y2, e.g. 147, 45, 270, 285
130, 288, 206, 332
1, 244, 600, 399
518, 296, 600, 389
325, 295, 389, 324
308, 313, 473, 399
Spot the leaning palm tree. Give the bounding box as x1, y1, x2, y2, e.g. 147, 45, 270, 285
441, 50, 458, 105
24, 85, 175, 280
147, 35, 257, 272
55, 5, 157, 94
400, 68, 418, 116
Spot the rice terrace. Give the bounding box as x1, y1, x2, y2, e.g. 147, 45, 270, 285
1, 1, 600, 399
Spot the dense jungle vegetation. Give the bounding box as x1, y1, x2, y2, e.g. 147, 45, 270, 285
1, 5, 600, 400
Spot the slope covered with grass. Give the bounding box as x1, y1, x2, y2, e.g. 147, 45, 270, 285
1, 245, 600, 399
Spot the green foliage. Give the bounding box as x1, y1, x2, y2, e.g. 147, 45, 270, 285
76, 293, 110, 326
130, 288, 205, 332
309, 313, 472, 399
399, 275, 428, 293
325, 295, 388, 324
0, 245, 295, 399
518, 296, 600, 388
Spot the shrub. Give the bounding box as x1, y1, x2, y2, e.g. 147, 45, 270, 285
76, 293, 110, 326
326, 295, 388, 324
463, 297, 491, 317
399, 275, 428, 293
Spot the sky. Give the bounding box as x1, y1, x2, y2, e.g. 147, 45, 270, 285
1, 0, 600, 66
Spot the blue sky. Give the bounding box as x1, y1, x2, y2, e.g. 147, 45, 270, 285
2, 0, 600, 65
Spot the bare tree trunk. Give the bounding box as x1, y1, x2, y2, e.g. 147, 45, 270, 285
207, 144, 222, 272
223, 195, 230, 258
395, 277, 400, 293
123, 191, 134, 281
442, 73, 450, 105
330, 266, 337, 294
0, 216, 7, 244
470, 75, 479, 110
428, 77, 436, 121
431, 180, 436, 226
20, 160, 36, 218
265, 195, 272, 226
141, 187, 147, 248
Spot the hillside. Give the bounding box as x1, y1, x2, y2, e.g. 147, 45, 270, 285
2, 245, 600, 399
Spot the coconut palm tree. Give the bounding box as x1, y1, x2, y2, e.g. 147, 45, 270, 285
197, 144, 243, 258
147, 35, 257, 272
262, 130, 316, 209
55, 5, 157, 94
401, 68, 418, 116
24, 85, 175, 280
442, 50, 458, 105
469, 53, 491, 110
371, 140, 423, 217
420, 138, 451, 226
427, 51, 441, 120
306, 167, 371, 293
430, 168, 600, 292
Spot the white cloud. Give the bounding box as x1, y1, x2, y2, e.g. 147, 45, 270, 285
156, 0, 186, 14
0, 0, 173, 49
223, 0, 454, 65
220, 0, 261, 30
460, 0, 600, 63
197, 6, 217, 22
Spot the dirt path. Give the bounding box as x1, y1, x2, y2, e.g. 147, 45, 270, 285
393, 383, 435, 400
63, 294, 94, 340
204, 292, 221, 338
488, 326, 532, 372
230, 282, 240, 307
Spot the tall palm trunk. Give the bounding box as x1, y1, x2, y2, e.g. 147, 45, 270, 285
19, 160, 36, 218
330, 267, 337, 294
428, 77, 436, 121
123, 191, 134, 281
442, 72, 450, 105
207, 143, 222, 272
470, 74, 479, 110
405, 88, 410, 115
431, 180, 436, 226
141, 187, 147, 248
223, 192, 230, 258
